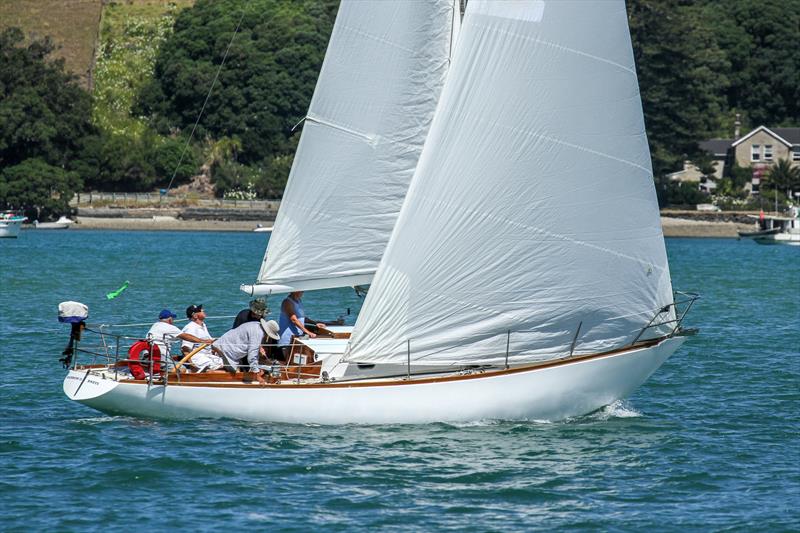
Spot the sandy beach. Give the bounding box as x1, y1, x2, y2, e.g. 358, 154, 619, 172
70, 216, 271, 232
54, 214, 754, 238
660, 216, 751, 238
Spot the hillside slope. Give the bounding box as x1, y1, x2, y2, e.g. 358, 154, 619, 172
0, 0, 102, 88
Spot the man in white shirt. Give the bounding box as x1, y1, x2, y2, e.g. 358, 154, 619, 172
146, 309, 213, 370
181, 304, 223, 372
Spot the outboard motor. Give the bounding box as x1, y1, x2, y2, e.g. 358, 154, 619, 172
59, 301, 88, 369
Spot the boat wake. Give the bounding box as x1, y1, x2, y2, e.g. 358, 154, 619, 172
589, 400, 642, 421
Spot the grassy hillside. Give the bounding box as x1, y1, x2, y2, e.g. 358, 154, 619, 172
92, 0, 195, 136
0, 0, 102, 88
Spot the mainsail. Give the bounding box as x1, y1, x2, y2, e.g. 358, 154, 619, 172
243, 0, 461, 295
346, 0, 676, 366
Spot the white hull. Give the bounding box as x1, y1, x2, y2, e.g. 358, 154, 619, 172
64, 337, 685, 424
0, 218, 25, 238
34, 216, 75, 230
751, 232, 800, 246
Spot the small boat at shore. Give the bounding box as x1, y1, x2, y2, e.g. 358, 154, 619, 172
738, 207, 800, 245
0, 212, 27, 238
33, 216, 75, 230
63, 0, 696, 424
253, 224, 273, 233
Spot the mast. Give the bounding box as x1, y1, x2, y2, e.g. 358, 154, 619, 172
243, 0, 460, 296
346, 0, 675, 366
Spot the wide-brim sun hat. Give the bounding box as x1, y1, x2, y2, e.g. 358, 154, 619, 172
260, 319, 280, 340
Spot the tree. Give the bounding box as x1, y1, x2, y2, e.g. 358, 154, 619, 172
0, 28, 95, 214
0, 28, 96, 169
0, 159, 81, 219
765, 159, 800, 199
135, 0, 337, 179
628, 0, 729, 177
703, 0, 800, 128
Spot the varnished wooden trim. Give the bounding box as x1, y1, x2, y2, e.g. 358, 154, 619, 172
99, 336, 669, 390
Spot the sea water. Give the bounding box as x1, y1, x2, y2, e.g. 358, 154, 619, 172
0, 231, 798, 531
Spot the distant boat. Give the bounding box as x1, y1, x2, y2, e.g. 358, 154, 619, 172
738, 207, 800, 245
253, 224, 273, 233
34, 216, 75, 230
0, 212, 27, 238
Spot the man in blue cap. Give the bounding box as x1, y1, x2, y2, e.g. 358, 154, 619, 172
146, 308, 214, 369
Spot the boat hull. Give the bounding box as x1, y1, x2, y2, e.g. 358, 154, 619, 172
64, 337, 685, 424
0, 218, 25, 238
750, 233, 800, 245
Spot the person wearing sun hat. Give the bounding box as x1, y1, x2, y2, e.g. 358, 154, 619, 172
212, 318, 281, 384
145, 308, 214, 370
231, 298, 268, 329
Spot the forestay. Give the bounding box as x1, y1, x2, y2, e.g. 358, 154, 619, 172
245, 0, 461, 295
346, 0, 675, 366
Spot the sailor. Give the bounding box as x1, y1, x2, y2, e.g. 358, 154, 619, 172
213, 319, 280, 384
278, 291, 325, 349
146, 309, 214, 368
181, 304, 223, 372
232, 299, 267, 329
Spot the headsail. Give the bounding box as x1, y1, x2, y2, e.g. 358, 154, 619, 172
244, 0, 461, 296
346, 0, 675, 365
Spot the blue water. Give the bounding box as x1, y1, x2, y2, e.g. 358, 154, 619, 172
1, 231, 798, 531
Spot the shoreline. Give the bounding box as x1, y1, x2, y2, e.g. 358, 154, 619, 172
19, 215, 755, 238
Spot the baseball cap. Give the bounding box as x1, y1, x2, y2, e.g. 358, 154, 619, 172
159, 309, 177, 320
185, 304, 203, 318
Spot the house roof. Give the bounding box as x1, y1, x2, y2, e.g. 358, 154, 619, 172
772, 128, 800, 145
731, 126, 800, 148
699, 139, 732, 156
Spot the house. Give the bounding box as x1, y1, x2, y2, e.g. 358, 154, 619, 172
731, 126, 800, 194
668, 124, 800, 195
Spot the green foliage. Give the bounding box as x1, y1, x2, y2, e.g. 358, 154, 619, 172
0, 158, 81, 219
628, 1, 729, 177
702, 0, 800, 128
152, 135, 199, 188
92, 2, 185, 137
764, 159, 800, 197
657, 180, 708, 207
728, 163, 754, 191
74, 131, 199, 192
0, 27, 95, 168
136, 0, 337, 191
0, 28, 93, 213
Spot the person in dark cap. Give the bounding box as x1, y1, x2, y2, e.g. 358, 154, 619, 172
145, 308, 214, 369
232, 299, 268, 329
180, 304, 222, 371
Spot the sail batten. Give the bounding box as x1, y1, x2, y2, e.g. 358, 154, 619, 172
346, 0, 675, 365
251, 0, 460, 292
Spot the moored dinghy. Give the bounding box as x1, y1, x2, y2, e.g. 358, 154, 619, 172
63, 0, 697, 424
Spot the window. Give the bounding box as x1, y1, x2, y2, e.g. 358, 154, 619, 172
793, 147, 800, 161
764, 145, 773, 161
751, 144, 760, 161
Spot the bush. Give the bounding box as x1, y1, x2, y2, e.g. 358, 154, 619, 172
0, 159, 81, 219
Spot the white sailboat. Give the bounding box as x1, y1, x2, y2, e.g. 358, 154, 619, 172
63, 0, 696, 424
